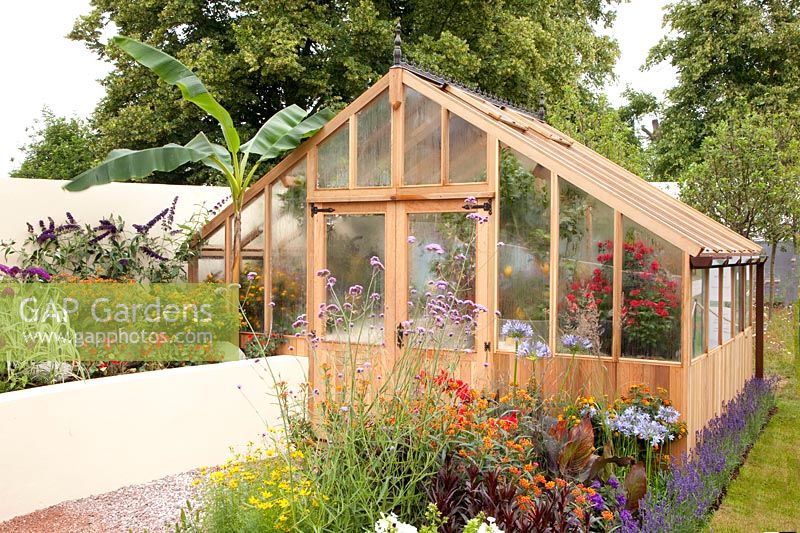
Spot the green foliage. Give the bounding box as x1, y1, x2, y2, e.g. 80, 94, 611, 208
549, 86, 650, 178
0, 200, 207, 282
0, 283, 85, 393
65, 35, 332, 282
647, 0, 800, 178
679, 105, 800, 242
11, 108, 98, 180
66, 0, 645, 184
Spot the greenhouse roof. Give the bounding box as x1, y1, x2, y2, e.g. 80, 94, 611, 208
203, 62, 761, 258
396, 63, 761, 257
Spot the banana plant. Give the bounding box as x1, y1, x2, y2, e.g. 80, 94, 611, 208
65, 36, 333, 281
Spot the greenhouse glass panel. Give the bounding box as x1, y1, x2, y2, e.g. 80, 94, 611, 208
356, 90, 391, 187
198, 257, 224, 284
205, 225, 225, 251
620, 218, 682, 361
708, 268, 721, 350
449, 113, 486, 183
497, 146, 550, 350
745, 265, 751, 326
557, 179, 614, 355
324, 214, 385, 344
240, 258, 265, 332
241, 193, 265, 251
692, 269, 706, 358
722, 267, 732, 343
404, 87, 441, 185
734, 266, 742, 333
271, 158, 307, 334
408, 213, 476, 350
317, 123, 349, 189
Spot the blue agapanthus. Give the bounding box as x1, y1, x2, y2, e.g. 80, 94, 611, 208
501, 320, 534, 340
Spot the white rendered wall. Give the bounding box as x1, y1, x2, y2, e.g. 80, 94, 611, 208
0, 357, 307, 521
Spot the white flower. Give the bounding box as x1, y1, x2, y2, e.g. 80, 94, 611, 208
477, 517, 504, 533
374, 512, 418, 533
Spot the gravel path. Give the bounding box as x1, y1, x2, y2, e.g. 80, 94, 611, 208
0, 470, 203, 533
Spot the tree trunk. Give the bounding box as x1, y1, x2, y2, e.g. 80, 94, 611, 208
768, 241, 777, 319
230, 202, 242, 284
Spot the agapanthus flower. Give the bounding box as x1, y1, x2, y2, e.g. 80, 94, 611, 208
501, 320, 534, 339
561, 333, 592, 350
657, 405, 681, 424
533, 340, 552, 358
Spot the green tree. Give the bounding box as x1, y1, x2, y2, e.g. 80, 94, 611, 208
549, 86, 650, 178
11, 108, 97, 180
67, 0, 644, 184
646, 0, 800, 178
680, 105, 800, 311
65, 36, 332, 282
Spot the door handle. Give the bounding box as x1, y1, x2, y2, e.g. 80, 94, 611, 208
396, 323, 404, 348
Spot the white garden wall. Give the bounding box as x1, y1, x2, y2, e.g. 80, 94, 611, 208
0, 356, 308, 521
0, 178, 228, 265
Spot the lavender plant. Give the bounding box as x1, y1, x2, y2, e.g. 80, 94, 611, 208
627, 377, 776, 532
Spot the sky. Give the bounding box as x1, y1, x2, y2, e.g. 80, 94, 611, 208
0, 0, 677, 178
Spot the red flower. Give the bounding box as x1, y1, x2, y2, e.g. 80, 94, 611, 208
650, 260, 660, 272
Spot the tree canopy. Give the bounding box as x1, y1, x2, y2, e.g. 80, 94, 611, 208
680, 105, 800, 242
55, 0, 646, 184
10, 109, 97, 180
647, 0, 800, 178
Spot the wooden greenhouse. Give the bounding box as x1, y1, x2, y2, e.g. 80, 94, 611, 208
192, 47, 765, 450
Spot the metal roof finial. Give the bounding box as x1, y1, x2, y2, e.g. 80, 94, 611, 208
393, 23, 402, 66
537, 90, 546, 121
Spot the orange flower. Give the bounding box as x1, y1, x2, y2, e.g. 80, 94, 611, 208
602, 510, 614, 521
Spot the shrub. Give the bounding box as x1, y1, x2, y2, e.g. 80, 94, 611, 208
0, 197, 211, 282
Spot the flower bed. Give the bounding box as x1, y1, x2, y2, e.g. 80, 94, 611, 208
175, 206, 700, 533
628, 377, 777, 533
